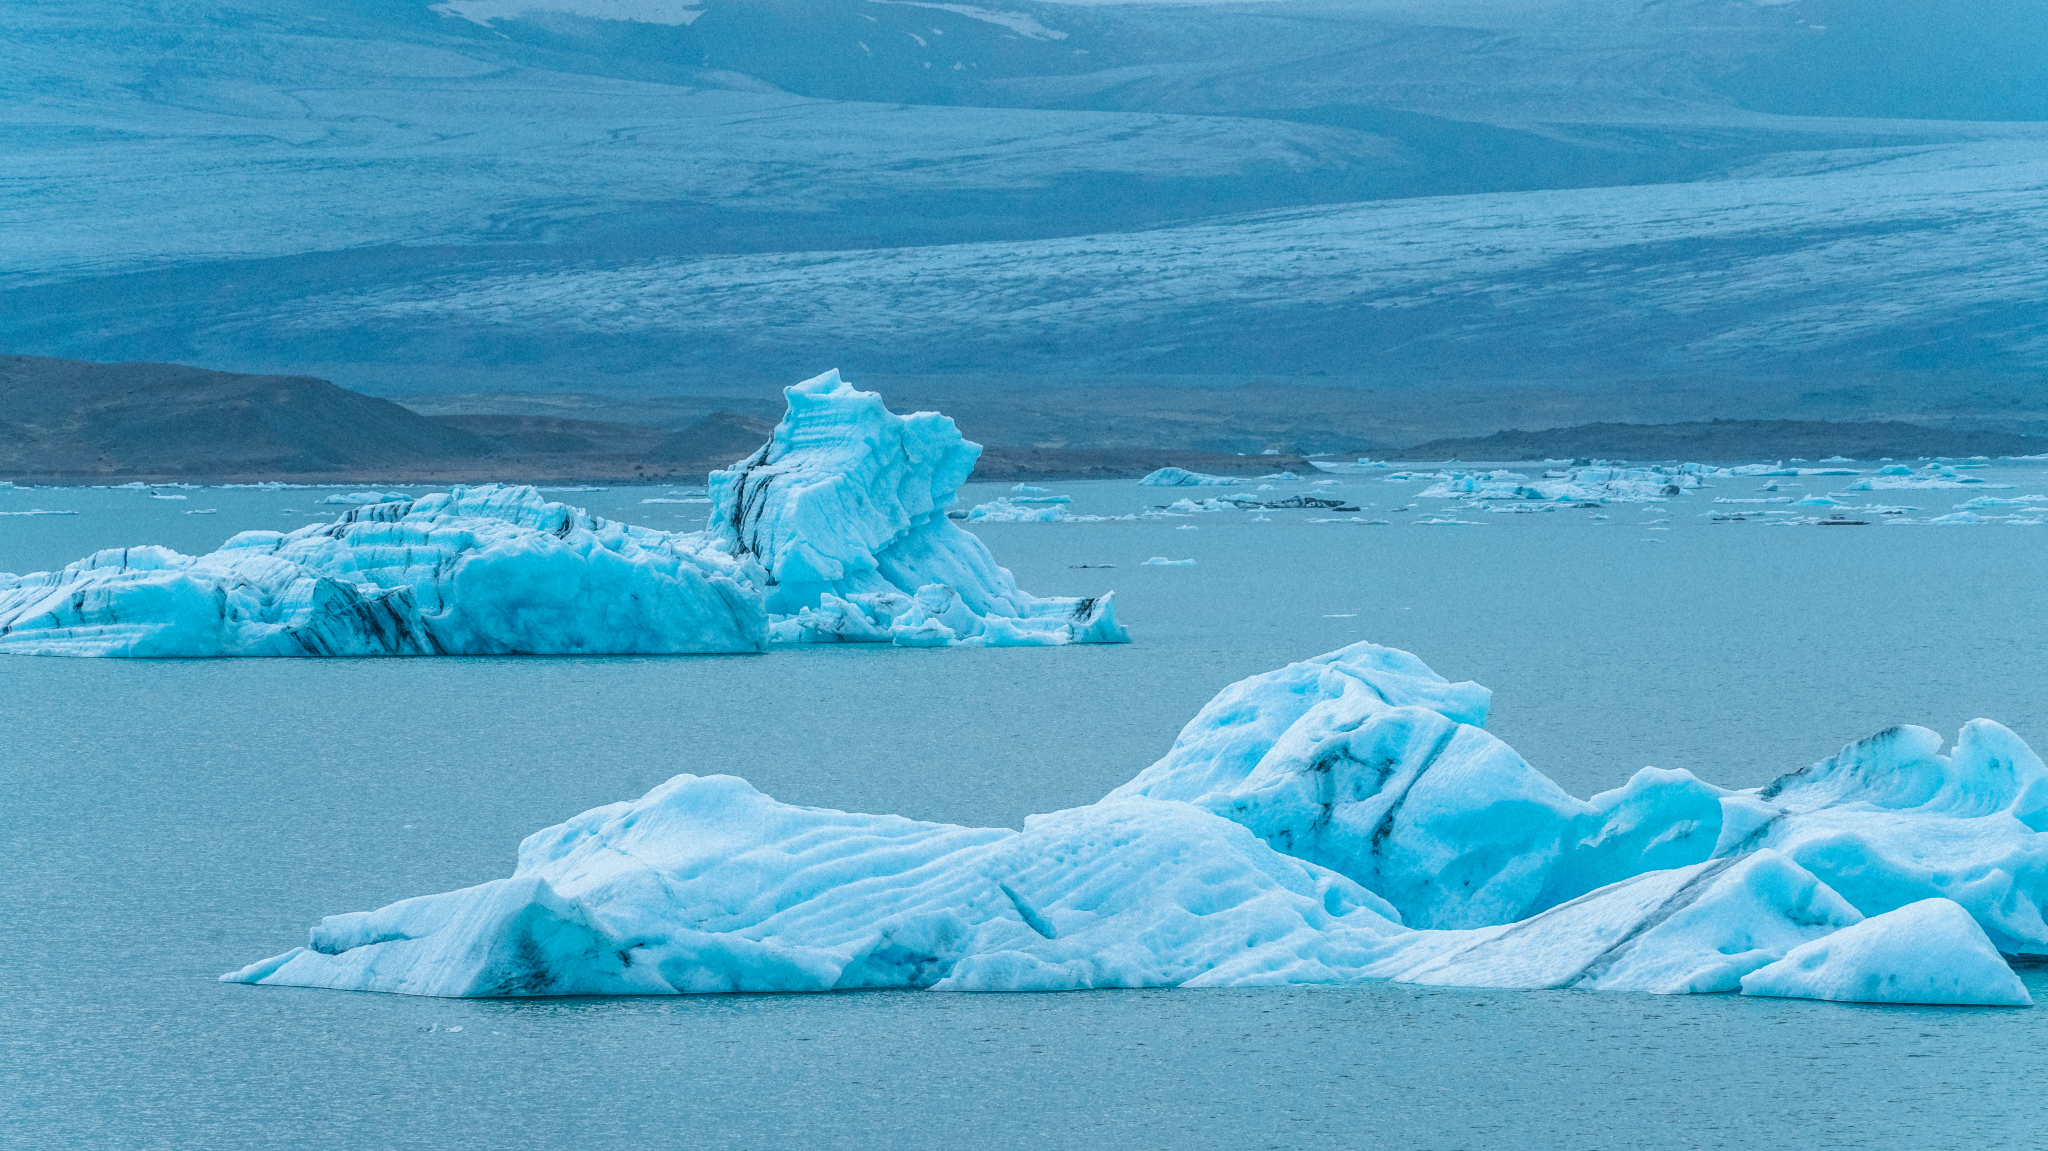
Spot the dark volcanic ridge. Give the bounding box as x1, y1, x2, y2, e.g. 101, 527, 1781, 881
1397, 420, 2048, 464
0, 356, 780, 483
0, 355, 494, 480
7, 358, 2042, 485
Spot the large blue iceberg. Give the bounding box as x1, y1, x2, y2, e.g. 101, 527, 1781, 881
0, 370, 1124, 656
226, 640, 2041, 1005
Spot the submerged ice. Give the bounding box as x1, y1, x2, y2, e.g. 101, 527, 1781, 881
228, 641, 2041, 1004
0, 371, 1124, 656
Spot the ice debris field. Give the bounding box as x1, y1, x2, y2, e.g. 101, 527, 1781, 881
226, 639, 2039, 1007
0, 371, 1124, 656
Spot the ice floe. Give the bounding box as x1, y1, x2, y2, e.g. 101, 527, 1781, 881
1420, 466, 1693, 504
963, 497, 1070, 523
226, 638, 2048, 1003
1138, 468, 1245, 487
319, 490, 410, 506
1844, 466, 2009, 491
1956, 495, 2048, 509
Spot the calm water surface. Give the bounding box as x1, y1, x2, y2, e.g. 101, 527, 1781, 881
5, 469, 2047, 1149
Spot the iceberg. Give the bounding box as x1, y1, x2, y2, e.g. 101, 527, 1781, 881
0, 371, 1126, 656
1419, 465, 1693, 504
716, 371, 1126, 647
1740, 899, 2032, 1006
319, 491, 410, 506
1138, 468, 1245, 487
1957, 495, 2047, 509
224, 775, 1407, 996
226, 640, 2041, 1003
0, 485, 766, 657
963, 497, 1070, 523
1845, 474, 2006, 491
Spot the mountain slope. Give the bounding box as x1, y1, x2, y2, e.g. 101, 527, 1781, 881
0, 355, 496, 477
4, 0, 2046, 409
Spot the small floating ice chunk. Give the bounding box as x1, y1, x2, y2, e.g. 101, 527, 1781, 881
0, 486, 766, 657
0, 508, 79, 517
1142, 557, 1196, 566
964, 498, 1068, 523
716, 371, 1126, 647
1739, 898, 2031, 1006
1138, 468, 1244, 487
319, 491, 408, 505
1956, 495, 2045, 509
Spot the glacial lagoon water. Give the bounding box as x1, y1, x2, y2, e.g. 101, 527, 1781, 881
6, 469, 2048, 1149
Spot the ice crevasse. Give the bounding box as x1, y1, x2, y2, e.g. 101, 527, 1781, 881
0, 370, 1125, 656
227, 640, 2041, 1005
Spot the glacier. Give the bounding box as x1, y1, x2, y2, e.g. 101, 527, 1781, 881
0, 372, 1125, 656
227, 639, 2042, 1004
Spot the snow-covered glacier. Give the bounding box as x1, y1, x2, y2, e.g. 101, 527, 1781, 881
0, 372, 1123, 656
227, 640, 2041, 1004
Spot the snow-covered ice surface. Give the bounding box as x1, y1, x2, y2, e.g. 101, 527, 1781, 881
229, 638, 2044, 1003
0, 374, 1125, 655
